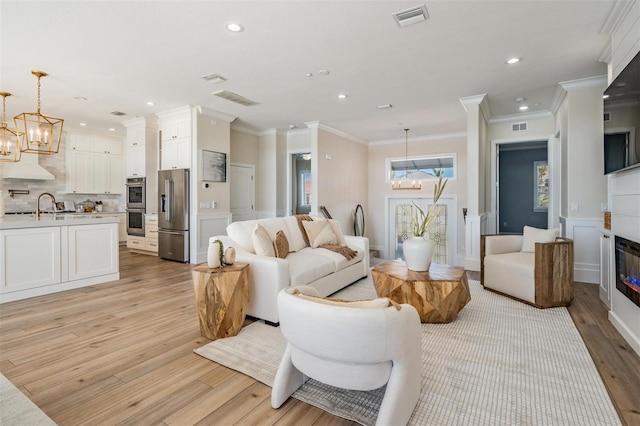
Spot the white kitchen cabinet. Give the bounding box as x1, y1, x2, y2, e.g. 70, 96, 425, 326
123, 117, 158, 179
161, 117, 190, 141
68, 223, 119, 281
99, 213, 127, 242
599, 231, 612, 308
0, 227, 61, 292
66, 132, 124, 194
157, 107, 191, 170
145, 215, 158, 253
160, 138, 191, 170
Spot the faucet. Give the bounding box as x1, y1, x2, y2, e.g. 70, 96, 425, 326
36, 192, 56, 219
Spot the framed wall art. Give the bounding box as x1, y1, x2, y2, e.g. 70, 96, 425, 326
201, 149, 227, 182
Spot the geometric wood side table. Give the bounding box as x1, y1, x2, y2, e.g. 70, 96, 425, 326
192, 262, 249, 340
372, 260, 470, 323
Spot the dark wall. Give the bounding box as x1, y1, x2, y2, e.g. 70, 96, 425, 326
498, 146, 548, 233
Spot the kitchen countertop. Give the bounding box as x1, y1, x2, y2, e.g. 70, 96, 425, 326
0, 213, 121, 230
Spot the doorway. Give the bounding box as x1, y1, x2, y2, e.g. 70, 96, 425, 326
230, 163, 255, 222
497, 141, 548, 233
291, 153, 311, 215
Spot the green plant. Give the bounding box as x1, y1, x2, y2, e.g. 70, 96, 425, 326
214, 239, 225, 267
411, 170, 448, 237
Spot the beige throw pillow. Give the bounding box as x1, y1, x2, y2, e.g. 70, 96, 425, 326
274, 230, 289, 259
327, 219, 347, 245
521, 226, 559, 253
302, 219, 338, 248
296, 293, 392, 309
252, 223, 275, 257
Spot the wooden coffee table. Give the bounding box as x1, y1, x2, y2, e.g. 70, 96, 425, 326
192, 262, 249, 340
372, 260, 470, 323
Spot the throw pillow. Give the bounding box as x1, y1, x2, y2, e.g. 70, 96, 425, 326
327, 219, 348, 245
302, 219, 338, 248
521, 225, 559, 252
296, 292, 392, 309
274, 230, 289, 259
252, 223, 275, 257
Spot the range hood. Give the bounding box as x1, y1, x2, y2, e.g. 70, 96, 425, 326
2, 154, 55, 180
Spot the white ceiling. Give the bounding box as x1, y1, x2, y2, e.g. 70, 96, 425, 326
0, 1, 618, 143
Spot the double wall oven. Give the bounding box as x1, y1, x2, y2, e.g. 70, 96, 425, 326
126, 177, 146, 236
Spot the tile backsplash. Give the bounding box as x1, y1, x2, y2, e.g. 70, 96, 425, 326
0, 134, 125, 214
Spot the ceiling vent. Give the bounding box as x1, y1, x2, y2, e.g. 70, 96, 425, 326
110, 111, 127, 116
511, 121, 528, 132
212, 90, 259, 106
201, 73, 227, 83
393, 4, 429, 27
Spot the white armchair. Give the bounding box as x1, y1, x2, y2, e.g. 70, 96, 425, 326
271, 286, 422, 426
481, 230, 574, 308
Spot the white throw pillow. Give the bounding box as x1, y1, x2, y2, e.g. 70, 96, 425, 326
521, 226, 559, 253
252, 223, 275, 257
327, 219, 348, 245
303, 220, 338, 248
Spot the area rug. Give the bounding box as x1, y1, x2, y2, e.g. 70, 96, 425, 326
194, 278, 621, 426
0, 373, 56, 426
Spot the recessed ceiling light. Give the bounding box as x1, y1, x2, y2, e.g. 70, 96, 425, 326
377, 104, 393, 109
79, 122, 87, 126
108, 128, 116, 132
318, 69, 330, 76
74, 96, 87, 101
337, 93, 348, 99
506, 57, 522, 65
519, 105, 529, 111
146, 101, 155, 106
226, 22, 244, 32
603, 94, 610, 99
306, 73, 313, 77
514, 97, 526, 102
289, 125, 297, 129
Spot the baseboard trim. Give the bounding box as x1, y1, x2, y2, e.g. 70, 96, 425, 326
609, 310, 640, 357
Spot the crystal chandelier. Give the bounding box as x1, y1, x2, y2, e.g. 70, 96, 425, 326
0, 92, 22, 162
392, 128, 421, 190
14, 70, 64, 155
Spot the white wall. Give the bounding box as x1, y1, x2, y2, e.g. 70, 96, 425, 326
368, 134, 467, 259
316, 128, 368, 237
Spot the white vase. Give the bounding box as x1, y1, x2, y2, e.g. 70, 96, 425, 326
403, 236, 433, 272
224, 247, 236, 265
207, 241, 221, 268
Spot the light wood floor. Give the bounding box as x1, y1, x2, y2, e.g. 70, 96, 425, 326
0, 249, 638, 425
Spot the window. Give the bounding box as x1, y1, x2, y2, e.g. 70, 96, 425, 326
386, 154, 455, 182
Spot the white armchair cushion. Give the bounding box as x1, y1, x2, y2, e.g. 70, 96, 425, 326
484, 252, 535, 303
296, 292, 392, 309
521, 226, 559, 253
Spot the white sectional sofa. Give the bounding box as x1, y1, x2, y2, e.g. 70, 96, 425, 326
210, 216, 369, 324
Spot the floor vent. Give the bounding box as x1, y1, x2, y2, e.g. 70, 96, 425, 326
393, 4, 429, 27
212, 90, 259, 106
511, 122, 528, 132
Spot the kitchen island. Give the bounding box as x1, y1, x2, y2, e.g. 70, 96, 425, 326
0, 214, 120, 303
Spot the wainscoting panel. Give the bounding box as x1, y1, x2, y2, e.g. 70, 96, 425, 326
560, 217, 601, 284
193, 213, 232, 264
464, 213, 488, 272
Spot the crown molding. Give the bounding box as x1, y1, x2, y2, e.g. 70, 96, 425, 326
305, 121, 368, 145
488, 110, 553, 124
559, 75, 608, 92
155, 104, 194, 120
459, 94, 490, 122
369, 131, 467, 146
600, 0, 635, 35
196, 106, 236, 123
550, 84, 568, 115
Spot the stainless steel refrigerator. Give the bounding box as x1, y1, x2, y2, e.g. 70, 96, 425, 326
158, 169, 190, 262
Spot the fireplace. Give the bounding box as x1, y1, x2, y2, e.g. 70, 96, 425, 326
615, 236, 640, 308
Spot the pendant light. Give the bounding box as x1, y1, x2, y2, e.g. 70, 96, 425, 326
392, 128, 421, 190
0, 92, 22, 163
14, 70, 64, 155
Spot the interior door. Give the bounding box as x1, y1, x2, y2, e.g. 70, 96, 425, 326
231, 164, 256, 222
